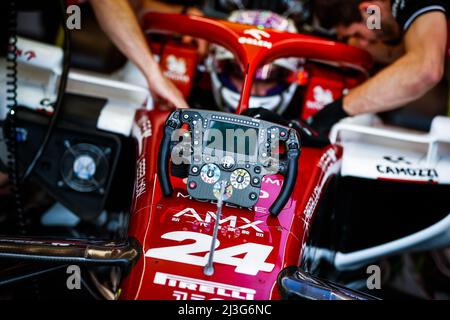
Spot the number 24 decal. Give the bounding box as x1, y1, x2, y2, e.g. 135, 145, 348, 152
145, 231, 275, 276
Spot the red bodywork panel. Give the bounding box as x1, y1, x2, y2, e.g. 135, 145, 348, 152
120, 13, 369, 300
301, 64, 346, 121
300, 64, 366, 121
150, 41, 198, 98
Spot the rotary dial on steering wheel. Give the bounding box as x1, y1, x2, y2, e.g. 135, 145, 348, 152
200, 164, 221, 184
230, 169, 251, 190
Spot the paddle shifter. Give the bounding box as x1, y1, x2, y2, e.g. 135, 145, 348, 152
158, 109, 300, 216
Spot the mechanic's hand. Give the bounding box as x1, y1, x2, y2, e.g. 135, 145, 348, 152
146, 65, 189, 109
243, 108, 330, 147
290, 119, 331, 148
307, 97, 349, 135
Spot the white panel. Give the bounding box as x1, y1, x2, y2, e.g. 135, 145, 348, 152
331, 116, 450, 184
97, 101, 136, 136
16, 37, 63, 73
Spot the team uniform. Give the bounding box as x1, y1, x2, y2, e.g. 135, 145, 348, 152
391, 0, 448, 31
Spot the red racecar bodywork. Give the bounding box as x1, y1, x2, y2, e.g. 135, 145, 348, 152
119, 13, 372, 300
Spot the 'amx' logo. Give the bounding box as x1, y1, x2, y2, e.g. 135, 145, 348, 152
172, 208, 264, 233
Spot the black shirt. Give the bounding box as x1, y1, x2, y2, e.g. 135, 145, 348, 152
392, 0, 448, 31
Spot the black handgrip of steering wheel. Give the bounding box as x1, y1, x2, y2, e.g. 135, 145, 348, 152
270, 146, 300, 216
158, 125, 176, 196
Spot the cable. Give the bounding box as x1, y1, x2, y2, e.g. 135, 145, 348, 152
20, 0, 71, 183
431, 250, 450, 278
5, 0, 26, 234
81, 275, 102, 300
0, 264, 68, 287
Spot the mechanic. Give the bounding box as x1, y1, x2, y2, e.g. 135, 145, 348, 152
309, 0, 448, 133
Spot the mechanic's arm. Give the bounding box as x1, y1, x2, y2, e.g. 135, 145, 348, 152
310, 12, 447, 132
347, 37, 404, 65
90, 0, 189, 109
344, 12, 447, 115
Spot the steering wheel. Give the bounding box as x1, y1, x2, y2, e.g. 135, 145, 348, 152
158, 109, 300, 216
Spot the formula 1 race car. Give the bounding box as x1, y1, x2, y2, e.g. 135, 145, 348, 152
0, 8, 449, 301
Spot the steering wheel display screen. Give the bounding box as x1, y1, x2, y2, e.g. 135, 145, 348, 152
204, 120, 258, 157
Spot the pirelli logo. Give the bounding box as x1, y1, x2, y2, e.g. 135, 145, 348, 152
153, 272, 256, 300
